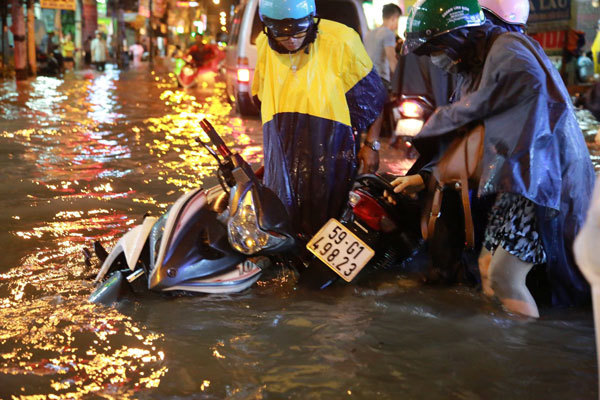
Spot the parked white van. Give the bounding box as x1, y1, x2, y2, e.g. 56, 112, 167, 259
223, 0, 370, 116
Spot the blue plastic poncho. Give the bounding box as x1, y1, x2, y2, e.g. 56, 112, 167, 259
252, 20, 386, 236
414, 30, 595, 306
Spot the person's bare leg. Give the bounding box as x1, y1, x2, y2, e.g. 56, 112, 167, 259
488, 246, 539, 318
478, 247, 494, 297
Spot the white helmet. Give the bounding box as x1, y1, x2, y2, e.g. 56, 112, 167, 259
479, 0, 529, 25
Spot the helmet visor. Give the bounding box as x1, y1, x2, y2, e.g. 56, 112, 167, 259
262, 16, 312, 38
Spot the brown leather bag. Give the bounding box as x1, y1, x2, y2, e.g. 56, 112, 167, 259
421, 124, 485, 248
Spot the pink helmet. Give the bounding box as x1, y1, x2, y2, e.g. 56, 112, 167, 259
479, 0, 529, 25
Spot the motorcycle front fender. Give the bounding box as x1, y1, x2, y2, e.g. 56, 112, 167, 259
94, 216, 158, 283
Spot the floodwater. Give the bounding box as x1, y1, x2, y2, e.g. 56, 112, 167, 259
0, 63, 597, 399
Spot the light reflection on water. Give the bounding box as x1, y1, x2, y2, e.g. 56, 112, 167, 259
0, 67, 597, 399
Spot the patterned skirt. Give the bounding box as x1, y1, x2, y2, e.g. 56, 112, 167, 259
483, 193, 547, 264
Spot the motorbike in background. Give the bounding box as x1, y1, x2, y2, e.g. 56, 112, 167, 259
389, 95, 434, 159
174, 45, 225, 89
88, 119, 296, 304
174, 55, 202, 88
37, 50, 62, 76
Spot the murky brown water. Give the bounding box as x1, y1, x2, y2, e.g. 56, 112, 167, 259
0, 63, 597, 399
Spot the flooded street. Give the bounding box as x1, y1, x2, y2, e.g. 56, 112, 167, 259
0, 64, 597, 399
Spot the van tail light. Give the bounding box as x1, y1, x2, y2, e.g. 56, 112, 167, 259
237, 68, 250, 82
237, 56, 250, 83
348, 190, 388, 231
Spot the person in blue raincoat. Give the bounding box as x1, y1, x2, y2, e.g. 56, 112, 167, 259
252, 0, 387, 237
393, 0, 595, 317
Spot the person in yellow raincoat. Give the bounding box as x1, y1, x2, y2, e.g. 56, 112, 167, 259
252, 0, 387, 237
591, 20, 600, 75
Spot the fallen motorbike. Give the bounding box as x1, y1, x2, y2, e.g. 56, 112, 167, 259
88, 120, 423, 303
88, 119, 296, 304
301, 172, 423, 289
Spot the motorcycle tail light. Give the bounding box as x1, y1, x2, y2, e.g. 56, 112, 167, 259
237, 68, 250, 83
399, 100, 425, 119
348, 190, 387, 231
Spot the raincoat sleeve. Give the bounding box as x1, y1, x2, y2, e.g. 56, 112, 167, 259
342, 29, 387, 133
419, 45, 549, 139
414, 34, 574, 210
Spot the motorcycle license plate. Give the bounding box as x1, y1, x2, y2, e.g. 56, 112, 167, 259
306, 218, 374, 282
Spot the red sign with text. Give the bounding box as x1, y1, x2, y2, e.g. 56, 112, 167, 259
530, 31, 566, 52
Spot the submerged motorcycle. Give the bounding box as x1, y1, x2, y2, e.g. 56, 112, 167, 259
88, 119, 296, 304
88, 119, 422, 303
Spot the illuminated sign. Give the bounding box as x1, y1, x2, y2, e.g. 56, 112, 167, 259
40, 0, 76, 10
139, 0, 167, 18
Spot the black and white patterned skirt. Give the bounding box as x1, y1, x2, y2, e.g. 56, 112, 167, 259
483, 193, 547, 264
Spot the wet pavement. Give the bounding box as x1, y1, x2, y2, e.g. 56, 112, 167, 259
0, 62, 597, 399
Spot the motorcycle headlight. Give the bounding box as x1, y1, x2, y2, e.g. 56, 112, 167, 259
227, 189, 285, 254
399, 100, 425, 119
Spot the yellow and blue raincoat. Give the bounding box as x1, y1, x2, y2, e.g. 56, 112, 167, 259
252, 20, 386, 236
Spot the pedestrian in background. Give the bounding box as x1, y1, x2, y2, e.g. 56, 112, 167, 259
91, 31, 107, 71
364, 3, 402, 91
83, 35, 92, 65
129, 42, 144, 66
61, 33, 75, 70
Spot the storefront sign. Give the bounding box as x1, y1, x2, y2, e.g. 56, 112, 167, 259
529, 0, 571, 24
40, 0, 76, 11
139, 0, 167, 18
530, 30, 566, 51
529, 28, 582, 56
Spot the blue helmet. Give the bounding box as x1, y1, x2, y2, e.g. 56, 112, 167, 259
259, 0, 316, 37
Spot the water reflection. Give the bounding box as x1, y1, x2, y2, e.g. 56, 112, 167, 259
25, 77, 67, 125
144, 82, 262, 191
86, 70, 124, 124
0, 65, 269, 398
0, 299, 167, 398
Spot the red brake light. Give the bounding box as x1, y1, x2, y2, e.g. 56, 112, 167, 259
236, 56, 250, 82
348, 190, 387, 231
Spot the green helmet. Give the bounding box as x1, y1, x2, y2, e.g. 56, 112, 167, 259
402, 0, 485, 55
